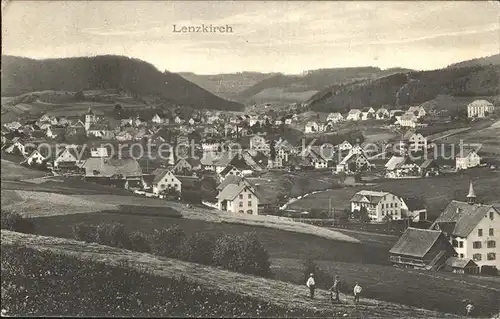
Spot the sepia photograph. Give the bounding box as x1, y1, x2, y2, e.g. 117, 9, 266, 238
1, 0, 499, 317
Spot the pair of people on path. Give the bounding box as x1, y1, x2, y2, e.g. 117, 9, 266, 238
306, 274, 362, 304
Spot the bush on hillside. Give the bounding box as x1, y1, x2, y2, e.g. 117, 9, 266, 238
213, 232, 271, 277
72, 223, 98, 243
150, 226, 186, 259
128, 231, 151, 253
181, 232, 217, 265
0, 211, 35, 234
1, 245, 318, 317
95, 223, 130, 249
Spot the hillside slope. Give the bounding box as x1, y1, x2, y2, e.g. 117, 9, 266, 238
1, 55, 244, 111
178, 72, 276, 100
448, 53, 500, 69
1, 230, 454, 318
308, 64, 500, 113
236, 67, 413, 104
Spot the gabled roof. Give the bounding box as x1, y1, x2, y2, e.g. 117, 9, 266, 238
390, 228, 444, 258
401, 197, 426, 211
82, 157, 142, 178
351, 190, 389, 204
176, 175, 200, 188
217, 175, 243, 190
348, 109, 361, 114
152, 168, 175, 184
420, 159, 437, 169
456, 148, 478, 158
445, 257, 478, 269
219, 164, 240, 176
217, 182, 258, 201
467, 100, 493, 107
431, 201, 497, 237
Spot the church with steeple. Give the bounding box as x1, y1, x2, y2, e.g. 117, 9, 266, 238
430, 181, 500, 274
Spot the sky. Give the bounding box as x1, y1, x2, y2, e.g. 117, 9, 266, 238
2, 1, 499, 75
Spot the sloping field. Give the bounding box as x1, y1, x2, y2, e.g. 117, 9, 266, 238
1, 160, 48, 181
1, 190, 118, 218
273, 258, 500, 317
0, 230, 453, 318
0, 178, 359, 244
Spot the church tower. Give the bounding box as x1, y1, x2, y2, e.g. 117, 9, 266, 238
85, 108, 96, 131
466, 181, 476, 205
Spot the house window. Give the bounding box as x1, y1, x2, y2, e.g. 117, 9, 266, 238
247, 210, 253, 214
459, 253, 464, 258
478, 229, 483, 237
473, 241, 482, 249
473, 253, 482, 261
239, 202, 243, 207
490, 211, 494, 220
487, 240, 496, 248
452, 240, 458, 248
248, 201, 252, 206
459, 241, 464, 248
238, 210, 244, 213
239, 194, 243, 199
487, 253, 496, 260
248, 194, 252, 199
490, 228, 494, 236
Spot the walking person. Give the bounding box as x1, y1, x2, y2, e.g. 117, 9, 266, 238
353, 282, 362, 305
465, 302, 474, 317
329, 275, 342, 303
306, 273, 316, 299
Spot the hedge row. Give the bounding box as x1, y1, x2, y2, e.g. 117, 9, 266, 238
1, 245, 319, 317
1, 211, 35, 234
72, 223, 271, 277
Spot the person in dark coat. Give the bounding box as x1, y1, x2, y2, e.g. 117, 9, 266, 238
329, 275, 342, 303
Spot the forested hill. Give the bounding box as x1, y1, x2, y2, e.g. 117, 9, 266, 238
1, 55, 244, 111
235, 67, 413, 103
307, 64, 500, 113
447, 53, 500, 69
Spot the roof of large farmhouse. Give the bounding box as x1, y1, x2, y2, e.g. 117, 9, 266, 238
351, 190, 390, 204
216, 182, 256, 201
389, 228, 444, 258
468, 100, 493, 107
431, 200, 497, 237
82, 157, 142, 178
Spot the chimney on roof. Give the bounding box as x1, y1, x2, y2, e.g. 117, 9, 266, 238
466, 181, 476, 205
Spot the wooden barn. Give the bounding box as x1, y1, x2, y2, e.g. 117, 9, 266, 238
389, 228, 456, 270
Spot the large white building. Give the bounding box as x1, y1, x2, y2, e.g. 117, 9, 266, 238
467, 100, 494, 118
216, 177, 259, 215
431, 182, 499, 273
456, 149, 481, 170
350, 190, 403, 222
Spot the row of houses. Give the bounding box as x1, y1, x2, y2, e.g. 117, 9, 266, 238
389, 182, 499, 274
304, 106, 428, 134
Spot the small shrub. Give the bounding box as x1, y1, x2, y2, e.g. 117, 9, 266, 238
213, 233, 244, 271
213, 232, 271, 277
238, 232, 271, 277
0, 211, 35, 234
150, 226, 186, 259
127, 231, 151, 253
95, 223, 129, 249
72, 223, 98, 243
181, 232, 217, 265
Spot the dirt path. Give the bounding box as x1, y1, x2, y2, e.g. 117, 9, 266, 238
1, 230, 456, 318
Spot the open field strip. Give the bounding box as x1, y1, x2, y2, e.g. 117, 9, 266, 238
1, 230, 455, 318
